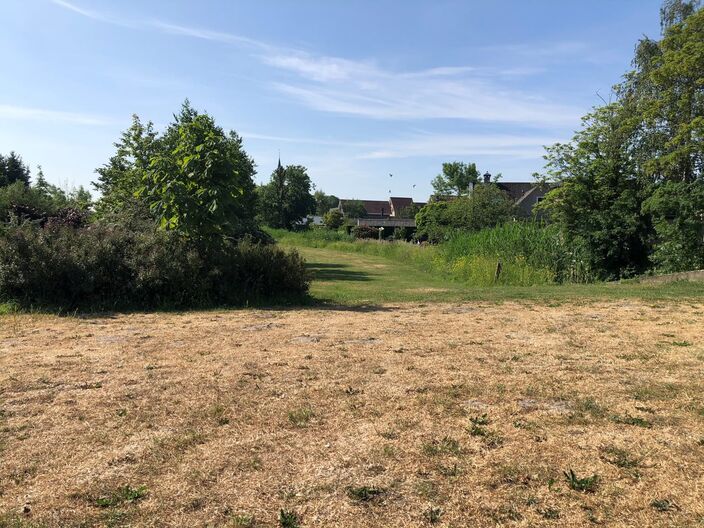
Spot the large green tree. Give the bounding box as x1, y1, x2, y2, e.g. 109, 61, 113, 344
313, 190, 339, 215
539, 105, 651, 278
431, 162, 480, 197
258, 163, 315, 229
139, 105, 257, 243
94, 115, 159, 218
540, 0, 704, 276
0, 152, 31, 187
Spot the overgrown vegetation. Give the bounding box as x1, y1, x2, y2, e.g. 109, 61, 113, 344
0, 102, 309, 310
416, 184, 515, 243
0, 223, 309, 310
271, 221, 593, 287
538, 1, 704, 278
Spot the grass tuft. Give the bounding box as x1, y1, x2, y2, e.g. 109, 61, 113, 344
95, 485, 148, 508
563, 469, 599, 493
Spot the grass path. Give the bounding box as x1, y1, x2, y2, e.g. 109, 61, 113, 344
286, 244, 704, 305
294, 246, 468, 304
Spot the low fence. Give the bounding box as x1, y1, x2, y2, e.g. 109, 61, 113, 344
355, 218, 416, 228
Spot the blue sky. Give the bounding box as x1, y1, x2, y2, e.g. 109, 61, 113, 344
1, 0, 662, 201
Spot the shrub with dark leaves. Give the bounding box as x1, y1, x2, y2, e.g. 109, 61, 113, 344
0, 223, 309, 310
351, 225, 380, 239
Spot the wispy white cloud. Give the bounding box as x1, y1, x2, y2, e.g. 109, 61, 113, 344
0, 104, 113, 126
51, 0, 584, 127
51, 0, 106, 21
149, 21, 270, 50
242, 131, 368, 147
242, 129, 558, 160
357, 133, 559, 159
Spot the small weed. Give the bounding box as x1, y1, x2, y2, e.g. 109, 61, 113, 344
563, 469, 599, 493
347, 485, 385, 503
279, 509, 300, 528
209, 404, 230, 426
469, 413, 490, 426
572, 397, 606, 418
612, 414, 652, 428
482, 431, 505, 449
540, 507, 560, 519
671, 341, 692, 347
288, 406, 313, 427
95, 485, 148, 508
650, 498, 679, 512
0, 301, 19, 315
415, 480, 438, 499
423, 506, 443, 524
422, 436, 462, 457
512, 419, 538, 431
468, 422, 504, 448
633, 383, 680, 401
116, 409, 127, 417
381, 444, 396, 458
468, 423, 488, 437
600, 446, 641, 469
436, 462, 461, 477
231, 513, 256, 527
344, 386, 361, 395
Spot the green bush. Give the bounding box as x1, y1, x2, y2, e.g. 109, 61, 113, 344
351, 225, 379, 239
441, 222, 594, 283
0, 223, 309, 310
415, 185, 515, 242
323, 209, 344, 229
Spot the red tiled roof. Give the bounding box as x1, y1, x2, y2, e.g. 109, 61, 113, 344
340, 197, 425, 217
340, 199, 390, 217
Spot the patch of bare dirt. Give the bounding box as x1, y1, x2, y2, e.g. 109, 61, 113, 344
1, 301, 703, 527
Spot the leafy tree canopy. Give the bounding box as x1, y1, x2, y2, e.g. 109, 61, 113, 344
539, 0, 704, 277
314, 190, 339, 216
0, 151, 31, 188
138, 103, 257, 244
431, 162, 480, 197
416, 184, 515, 242
342, 200, 366, 218
323, 209, 344, 229
258, 163, 316, 229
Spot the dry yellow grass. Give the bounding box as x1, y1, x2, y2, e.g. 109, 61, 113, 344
1, 301, 703, 527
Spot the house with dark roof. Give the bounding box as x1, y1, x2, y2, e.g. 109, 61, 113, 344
433, 172, 554, 216
338, 197, 426, 219
495, 182, 552, 216
336, 174, 552, 228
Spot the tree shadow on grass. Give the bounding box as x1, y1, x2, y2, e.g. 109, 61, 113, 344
305, 261, 373, 282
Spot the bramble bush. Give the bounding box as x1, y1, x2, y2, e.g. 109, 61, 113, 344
0, 222, 310, 310
352, 225, 379, 239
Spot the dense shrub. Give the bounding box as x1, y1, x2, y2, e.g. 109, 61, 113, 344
0, 223, 309, 310
642, 180, 704, 273
323, 209, 344, 229
352, 225, 379, 239
415, 185, 515, 243
441, 222, 594, 283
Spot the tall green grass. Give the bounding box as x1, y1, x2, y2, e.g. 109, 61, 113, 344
441, 222, 594, 284
269, 222, 594, 287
